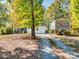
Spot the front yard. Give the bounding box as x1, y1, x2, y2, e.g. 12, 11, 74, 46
0, 34, 39, 59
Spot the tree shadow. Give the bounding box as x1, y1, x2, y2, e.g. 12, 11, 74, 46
0, 47, 38, 59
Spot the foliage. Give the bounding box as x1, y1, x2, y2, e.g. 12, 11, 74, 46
43, 0, 69, 33
45, 0, 68, 21
70, 0, 79, 29
7, 0, 45, 28
0, 2, 10, 28
44, 0, 69, 26
0, 1, 13, 34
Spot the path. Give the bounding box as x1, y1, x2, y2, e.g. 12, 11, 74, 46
52, 37, 79, 59
39, 38, 58, 59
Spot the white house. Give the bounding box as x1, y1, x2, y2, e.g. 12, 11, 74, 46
27, 26, 48, 34
50, 20, 56, 30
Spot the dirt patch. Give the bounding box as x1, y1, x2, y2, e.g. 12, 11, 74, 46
0, 47, 38, 59
0, 34, 39, 59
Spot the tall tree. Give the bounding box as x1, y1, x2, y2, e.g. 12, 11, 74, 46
0, 1, 10, 28
44, 0, 70, 33
31, 0, 35, 38
7, 0, 44, 38
48, 0, 69, 19
70, 0, 79, 33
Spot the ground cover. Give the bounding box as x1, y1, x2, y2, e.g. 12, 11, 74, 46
0, 34, 39, 59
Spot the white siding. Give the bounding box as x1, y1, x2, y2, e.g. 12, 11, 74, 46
50, 20, 56, 30
27, 26, 47, 34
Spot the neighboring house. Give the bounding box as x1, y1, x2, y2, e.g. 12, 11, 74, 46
14, 26, 48, 34
14, 18, 70, 34
27, 26, 48, 34
36, 26, 48, 34
50, 20, 56, 30
56, 18, 69, 31
49, 18, 70, 34
15, 28, 27, 34
50, 20, 56, 33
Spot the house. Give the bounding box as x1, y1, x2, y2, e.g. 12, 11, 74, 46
27, 26, 48, 34
49, 20, 56, 33
56, 18, 69, 31
50, 20, 56, 30
49, 18, 70, 34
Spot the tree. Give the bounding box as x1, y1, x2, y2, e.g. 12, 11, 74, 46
70, 0, 79, 33
0, 1, 12, 34
0, 1, 10, 28
46, 0, 69, 19
7, 0, 44, 38
31, 0, 35, 38
44, 0, 70, 33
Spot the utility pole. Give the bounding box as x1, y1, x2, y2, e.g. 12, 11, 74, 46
30, 0, 35, 38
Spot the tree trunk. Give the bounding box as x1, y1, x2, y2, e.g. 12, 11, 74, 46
47, 24, 50, 33
12, 21, 15, 34
31, 0, 35, 38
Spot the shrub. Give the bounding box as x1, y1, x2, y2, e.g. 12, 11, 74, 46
0, 27, 13, 35
0, 27, 6, 35
6, 28, 13, 34
64, 30, 71, 36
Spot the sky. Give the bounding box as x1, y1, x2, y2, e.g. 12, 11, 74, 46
43, 0, 54, 9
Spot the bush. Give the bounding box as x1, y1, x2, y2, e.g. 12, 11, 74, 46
64, 30, 71, 36
0, 27, 13, 35
0, 27, 6, 35
6, 28, 13, 34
